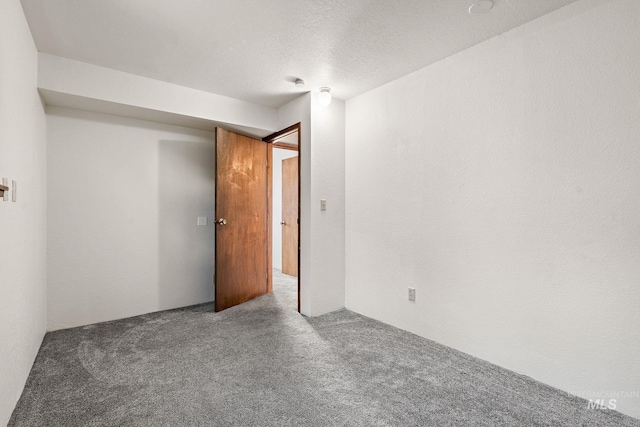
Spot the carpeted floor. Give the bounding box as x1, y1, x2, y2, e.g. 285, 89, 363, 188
9, 270, 640, 426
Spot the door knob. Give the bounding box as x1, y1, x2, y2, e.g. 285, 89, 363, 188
215, 218, 227, 225
280, 221, 286, 225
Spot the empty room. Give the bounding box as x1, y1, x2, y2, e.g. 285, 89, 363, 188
1, 0, 639, 425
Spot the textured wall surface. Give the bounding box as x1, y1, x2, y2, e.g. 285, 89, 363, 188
0, 1, 47, 424
47, 107, 215, 330
310, 95, 346, 315
346, 0, 640, 418
277, 93, 346, 316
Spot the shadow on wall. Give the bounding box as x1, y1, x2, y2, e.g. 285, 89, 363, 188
158, 139, 215, 310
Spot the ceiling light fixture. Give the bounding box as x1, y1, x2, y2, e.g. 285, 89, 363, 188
318, 87, 332, 107
295, 78, 305, 87
468, 0, 493, 15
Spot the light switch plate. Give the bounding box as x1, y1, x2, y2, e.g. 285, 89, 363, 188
320, 199, 327, 211
197, 216, 207, 226
12, 180, 16, 202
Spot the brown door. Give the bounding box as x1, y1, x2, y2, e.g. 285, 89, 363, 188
215, 128, 269, 312
281, 156, 299, 276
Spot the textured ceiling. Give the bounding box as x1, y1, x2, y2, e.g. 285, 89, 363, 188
21, 0, 578, 108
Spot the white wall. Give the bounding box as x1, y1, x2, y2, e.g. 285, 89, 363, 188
0, 1, 47, 424
310, 95, 346, 315
272, 148, 298, 271
277, 93, 346, 316
346, 0, 640, 419
47, 107, 215, 330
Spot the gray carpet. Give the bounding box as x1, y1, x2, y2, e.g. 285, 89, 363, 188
9, 270, 640, 426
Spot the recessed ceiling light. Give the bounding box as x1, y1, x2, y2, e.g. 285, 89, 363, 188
469, 0, 494, 15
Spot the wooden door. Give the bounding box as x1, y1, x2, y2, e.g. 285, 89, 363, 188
281, 156, 299, 276
215, 128, 269, 312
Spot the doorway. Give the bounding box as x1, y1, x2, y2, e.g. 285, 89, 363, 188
214, 125, 301, 313
264, 124, 300, 312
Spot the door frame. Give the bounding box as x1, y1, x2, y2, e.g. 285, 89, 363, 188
263, 123, 301, 312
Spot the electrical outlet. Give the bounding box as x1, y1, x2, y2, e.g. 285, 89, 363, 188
408, 287, 416, 302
